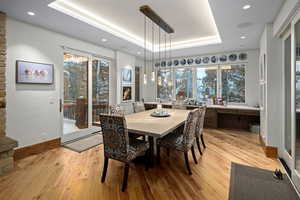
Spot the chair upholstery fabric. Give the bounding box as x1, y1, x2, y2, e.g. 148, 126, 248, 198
100, 114, 149, 163
110, 105, 124, 115
195, 106, 206, 138
121, 103, 134, 115
133, 102, 146, 113
157, 109, 199, 152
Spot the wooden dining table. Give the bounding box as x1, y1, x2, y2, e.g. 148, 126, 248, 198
125, 109, 191, 165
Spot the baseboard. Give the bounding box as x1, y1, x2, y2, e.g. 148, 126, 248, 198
259, 134, 278, 158
14, 138, 61, 160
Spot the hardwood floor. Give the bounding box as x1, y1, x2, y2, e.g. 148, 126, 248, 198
0, 129, 280, 200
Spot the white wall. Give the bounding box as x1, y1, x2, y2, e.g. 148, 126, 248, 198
143, 50, 260, 106
273, 0, 300, 37
6, 18, 116, 148
259, 24, 283, 149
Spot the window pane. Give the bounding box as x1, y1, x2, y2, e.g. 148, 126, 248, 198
196, 67, 217, 102
221, 64, 245, 103
175, 68, 193, 101
157, 69, 172, 100
92, 59, 109, 124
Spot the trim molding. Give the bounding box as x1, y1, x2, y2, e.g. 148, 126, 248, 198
259, 135, 278, 158
14, 138, 61, 160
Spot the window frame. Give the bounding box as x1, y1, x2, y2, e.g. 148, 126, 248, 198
155, 63, 247, 104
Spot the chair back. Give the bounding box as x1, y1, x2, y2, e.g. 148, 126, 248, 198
195, 106, 206, 137
133, 102, 145, 113
99, 114, 129, 160
110, 105, 124, 115
182, 109, 199, 149
120, 103, 134, 115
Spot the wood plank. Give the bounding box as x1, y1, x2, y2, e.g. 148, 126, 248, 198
0, 129, 281, 200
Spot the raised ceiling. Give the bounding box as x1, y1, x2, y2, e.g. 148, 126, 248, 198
49, 0, 221, 51
0, 0, 284, 58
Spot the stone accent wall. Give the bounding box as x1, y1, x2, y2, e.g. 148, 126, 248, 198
0, 12, 6, 137
0, 12, 18, 176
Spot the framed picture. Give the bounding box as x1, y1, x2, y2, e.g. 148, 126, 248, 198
122, 86, 132, 101
122, 68, 132, 84
16, 60, 54, 84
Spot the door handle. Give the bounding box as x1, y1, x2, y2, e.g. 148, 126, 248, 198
59, 99, 62, 113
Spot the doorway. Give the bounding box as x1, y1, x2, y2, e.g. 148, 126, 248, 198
61, 51, 110, 142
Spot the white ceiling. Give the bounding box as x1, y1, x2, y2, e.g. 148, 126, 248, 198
0, 0, 284, 58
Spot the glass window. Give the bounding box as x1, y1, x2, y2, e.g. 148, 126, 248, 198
221, 64, 246, 103
157, 69, 173, 100
175, 68, 193, 101
92, 59, 109, 124
196, 66, 218, 102
63, 53, 89, 131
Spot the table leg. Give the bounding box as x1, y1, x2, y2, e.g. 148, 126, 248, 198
148, 136, 154, 167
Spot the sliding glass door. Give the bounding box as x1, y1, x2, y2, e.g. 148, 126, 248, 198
282, 30, 293, 172
61, 51, 110, 142
291, 12, 300, 190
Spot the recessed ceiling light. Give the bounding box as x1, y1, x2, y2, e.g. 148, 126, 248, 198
101, 38, 107, 42
240, 36, 246, 39
137, 52, 141, 55
27, 11, 35, 16
243, 5, 251, 10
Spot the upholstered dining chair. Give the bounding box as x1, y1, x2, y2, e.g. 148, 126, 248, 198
156, 109, 199, 175
133, 102, 145, 113
110, 104, 123, 115
99, 114, 150, 192
195, 106, 207, 155
110, 104, 144, 140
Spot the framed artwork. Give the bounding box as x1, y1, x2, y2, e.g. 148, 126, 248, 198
122, 86, 132, 101
16, 60, 54, 84
122, 68, 132, 84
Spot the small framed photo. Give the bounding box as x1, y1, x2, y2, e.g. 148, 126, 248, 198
122, 86, 132, 101
122, 68, 132, 84
16, 60, 54, 84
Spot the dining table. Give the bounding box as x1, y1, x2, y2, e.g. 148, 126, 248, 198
125, 108, 191, 166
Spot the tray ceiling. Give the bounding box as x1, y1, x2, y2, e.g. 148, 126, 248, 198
49, 0, 221, 51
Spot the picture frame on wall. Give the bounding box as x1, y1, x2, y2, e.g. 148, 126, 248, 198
16, 60, 54, 84
122, 86, 132, 101
122, 68, 132, 84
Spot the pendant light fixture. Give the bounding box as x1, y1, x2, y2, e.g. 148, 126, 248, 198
140, 5, 174, 96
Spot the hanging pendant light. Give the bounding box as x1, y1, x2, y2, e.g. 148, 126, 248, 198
143, 15, 147, 85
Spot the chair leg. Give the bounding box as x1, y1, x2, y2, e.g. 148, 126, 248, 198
200, 134, 206, 148
157, 145, 161, 164
184, 152, 192, 175
191, 146, 198, 164
196, 137, 202, 155
122, 163, 130, 192
167, 148, 170, 157
101, 156, 109, 183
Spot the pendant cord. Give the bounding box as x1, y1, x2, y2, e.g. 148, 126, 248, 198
144, 15, 146, 78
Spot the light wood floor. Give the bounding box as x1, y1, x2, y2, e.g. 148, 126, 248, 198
0, 129, 280, 200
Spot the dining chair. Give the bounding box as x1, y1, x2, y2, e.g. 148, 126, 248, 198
110, 105, 123, 115
195, 106, 207, 155
120, 103, 134, 115
99, 114, 150, 192
156, 109, 199, 175
132, 102, 145, 113
109, 104, 144, 140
